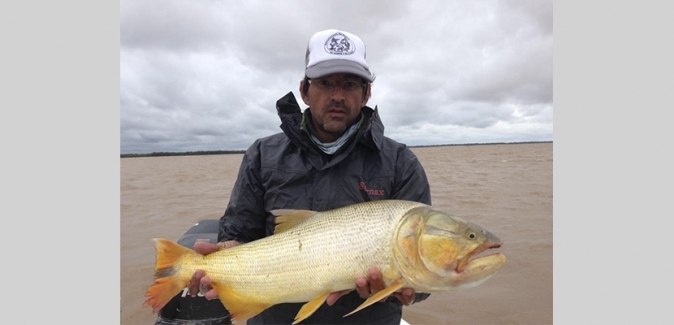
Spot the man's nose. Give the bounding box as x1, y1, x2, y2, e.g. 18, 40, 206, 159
330, 85, 346, 101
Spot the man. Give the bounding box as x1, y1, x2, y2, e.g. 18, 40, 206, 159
189, 29, 432, 324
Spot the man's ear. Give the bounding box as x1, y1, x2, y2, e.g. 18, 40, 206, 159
362, 83, 372, 106
300, 80, 310, 105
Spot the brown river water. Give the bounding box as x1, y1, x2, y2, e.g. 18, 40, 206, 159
121, 142, 553, 324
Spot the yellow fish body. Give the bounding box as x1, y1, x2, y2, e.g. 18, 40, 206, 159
143, 200, 506, 324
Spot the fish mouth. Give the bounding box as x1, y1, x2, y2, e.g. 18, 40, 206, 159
456, 252, 506, 286
456, 242, 503, 273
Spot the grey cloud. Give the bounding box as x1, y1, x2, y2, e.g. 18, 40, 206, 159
121, 0, 232, 52
120, 0, 553, 154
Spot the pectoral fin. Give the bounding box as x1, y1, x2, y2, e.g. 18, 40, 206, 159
293, 291, 331, 324
343, 279, 406, 317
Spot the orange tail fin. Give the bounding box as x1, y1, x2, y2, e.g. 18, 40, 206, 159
142, 238, 198, 313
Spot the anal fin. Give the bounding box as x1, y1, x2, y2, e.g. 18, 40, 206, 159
293, 291, 330, 324
344, 279, 406, 318
211, 283, 272, 324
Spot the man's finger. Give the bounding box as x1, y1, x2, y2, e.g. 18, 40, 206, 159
194, 242, 220, 255
355, 277, 369, 299
188, 270, 205, 297
326, 290, 351, 306
393, 288, 415, 306
200, 276, 218, 300
368, 268, 386, 294
204, 289, 219, 300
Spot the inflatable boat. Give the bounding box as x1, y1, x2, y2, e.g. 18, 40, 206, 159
154, 219, 231, 325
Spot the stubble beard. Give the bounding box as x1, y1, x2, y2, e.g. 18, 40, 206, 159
317, 102, 354, 138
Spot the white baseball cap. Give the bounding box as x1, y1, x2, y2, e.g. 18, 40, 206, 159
304, 29, 375, 82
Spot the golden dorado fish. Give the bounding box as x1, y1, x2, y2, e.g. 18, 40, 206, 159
143, 200, 506, 324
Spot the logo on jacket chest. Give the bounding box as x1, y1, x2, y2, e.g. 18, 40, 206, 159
359, 181, 385, 197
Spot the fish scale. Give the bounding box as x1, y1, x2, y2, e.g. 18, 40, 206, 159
205, 200, 424, 302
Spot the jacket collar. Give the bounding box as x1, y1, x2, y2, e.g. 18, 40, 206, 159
275, 91, 384, 152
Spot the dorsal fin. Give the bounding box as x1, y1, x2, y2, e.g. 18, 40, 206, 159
272, 209, 317, 234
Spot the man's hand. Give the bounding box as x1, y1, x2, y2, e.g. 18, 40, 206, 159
187, 240, 240, 300
325, 268, 416, 306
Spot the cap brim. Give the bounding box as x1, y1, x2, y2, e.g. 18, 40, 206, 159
305, 59, 374, 82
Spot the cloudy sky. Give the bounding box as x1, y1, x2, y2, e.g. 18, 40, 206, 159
120, 0, 553, 154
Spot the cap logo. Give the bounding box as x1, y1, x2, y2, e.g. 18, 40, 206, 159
324, 32, 356, 55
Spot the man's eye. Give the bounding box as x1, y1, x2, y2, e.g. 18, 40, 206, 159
317, 80, 332, 87
343, 81, 358, 89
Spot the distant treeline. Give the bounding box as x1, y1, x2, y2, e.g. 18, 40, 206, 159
120, 150, 246, 158
410, 140, 552, 149
120, 141, 551, 158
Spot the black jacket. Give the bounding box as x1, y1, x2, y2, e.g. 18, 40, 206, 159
218, 92, 432, 324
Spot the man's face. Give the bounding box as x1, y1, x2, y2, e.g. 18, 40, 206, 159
300, 73, 370, 143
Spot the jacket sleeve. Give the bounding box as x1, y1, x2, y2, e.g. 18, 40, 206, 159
218, 141, 268, 244
391, 146, 433, 305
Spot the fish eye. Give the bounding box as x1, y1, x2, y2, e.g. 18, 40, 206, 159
468, 232, 476, 239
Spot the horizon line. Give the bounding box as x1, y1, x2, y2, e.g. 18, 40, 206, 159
120, 140, 553, 158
